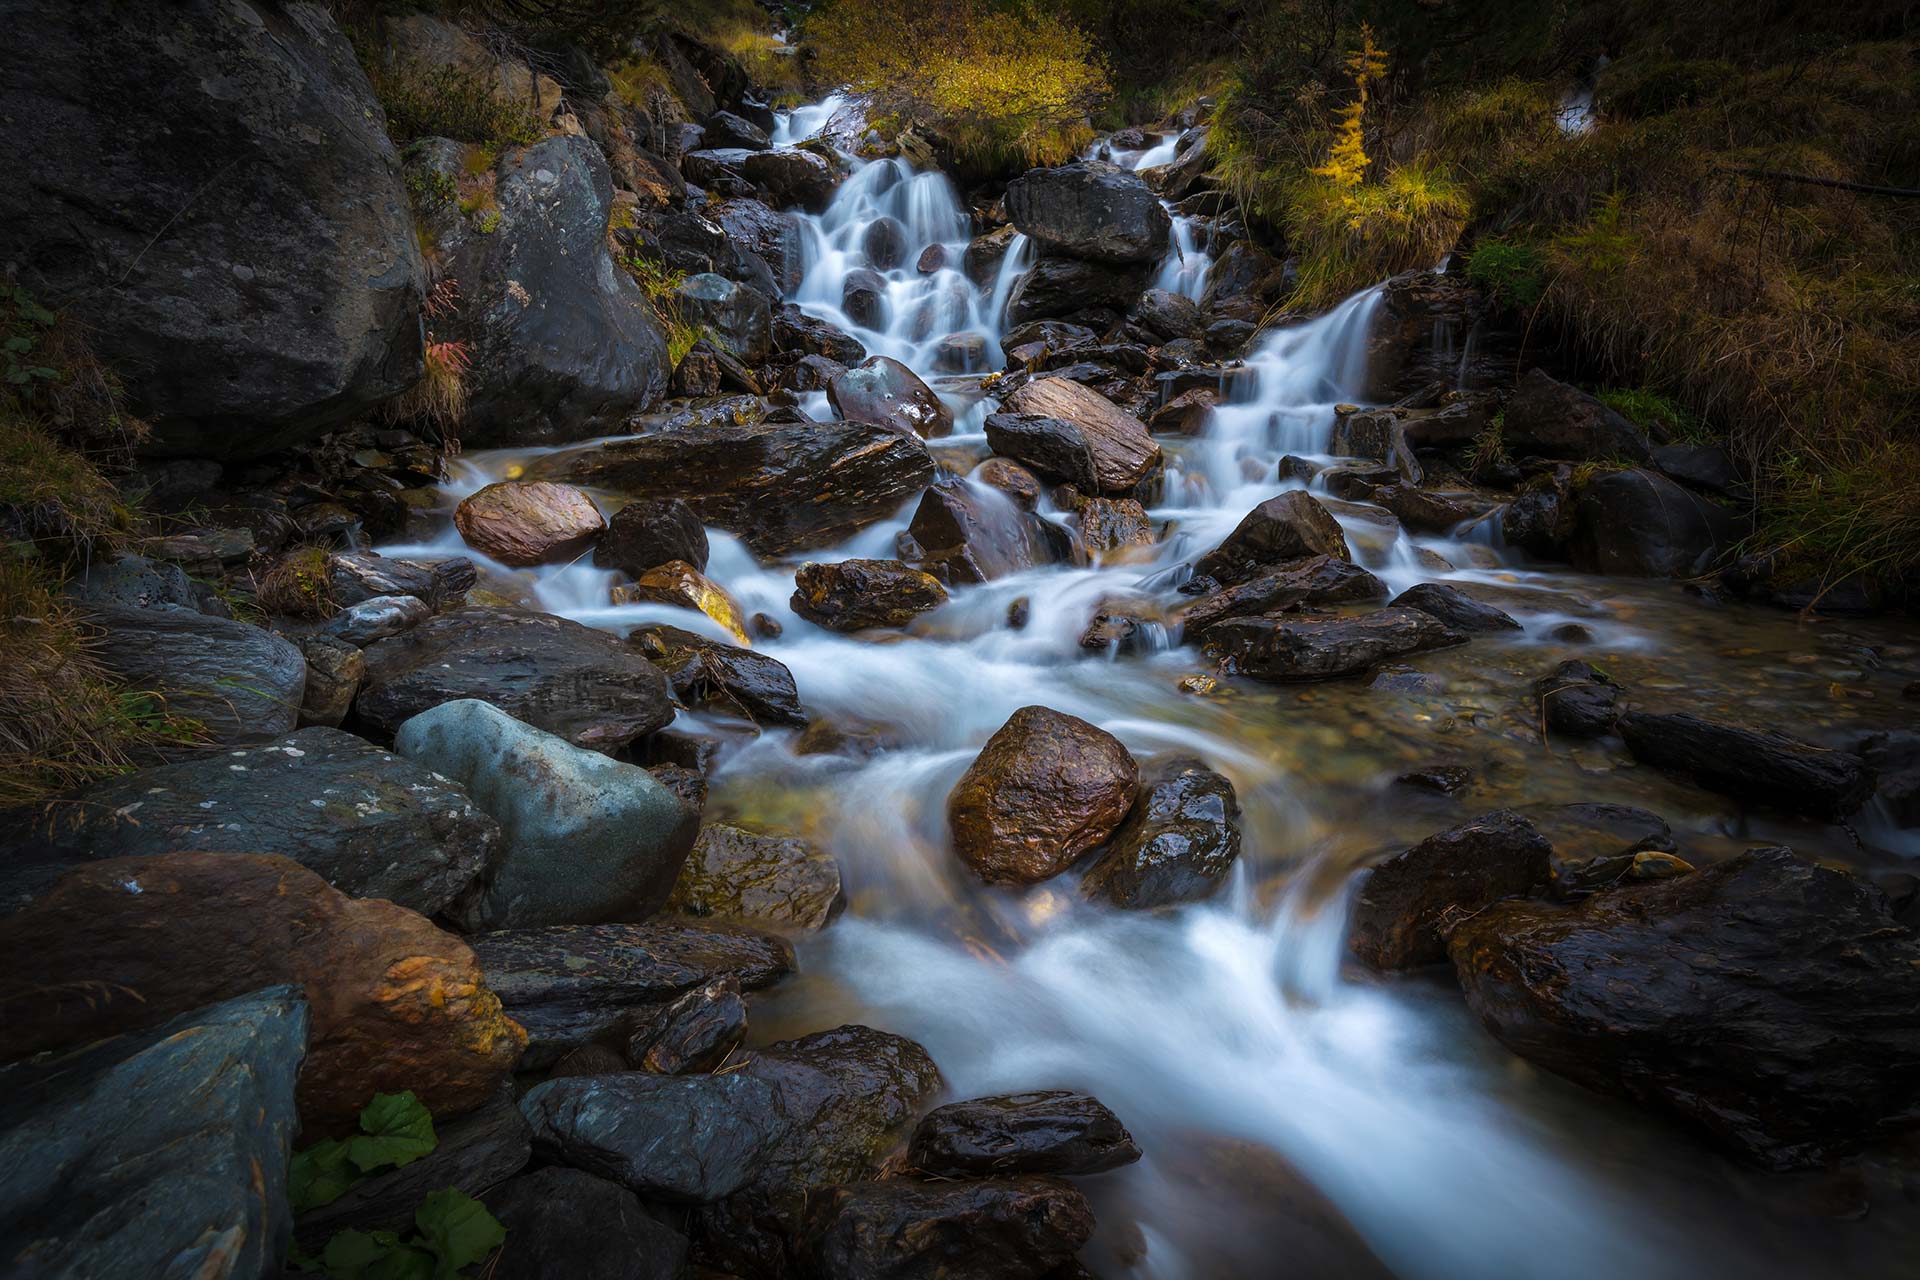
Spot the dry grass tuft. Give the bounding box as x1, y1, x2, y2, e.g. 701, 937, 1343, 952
252, 546, 338, 620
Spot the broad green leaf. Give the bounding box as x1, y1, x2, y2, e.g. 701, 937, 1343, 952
364, 1244, 436, 1280
321, 1229, 386, 1277
347, 1091, 437, 1173
289, 1139, 357, 1213
414, 1188, 507, 1277
3, 336, 31, 352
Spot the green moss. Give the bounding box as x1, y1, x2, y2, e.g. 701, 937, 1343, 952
1597, 386, 1707, 443
1465, 236, 1547, 310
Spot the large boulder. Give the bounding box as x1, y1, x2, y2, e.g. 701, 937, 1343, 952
4, 727, 495, 918
0, 987, 307, 1279
449, 135, 671, 446
792, 558, 949, 630
485, 1167, 688, 1280
667, 823, 846, 934
1348, 811, 1553, 969
829, 356, 954, 438
1004, 161, 1171, 264
471, 920, 795, 1066
395, 700, 699, 930
907, 1091, 1140, 1176
454, 480, 606, 567
0, 0, 424, 458
676, 272, 774, 363
596, 498, 710, 575
1006, 256, 1150, 325
1081, 757, 1242, 908
1502, 369, 1652, 463
948, 706, 1139, 886
355, 607, 676, 751
78, 605, 305, 754
1451, 847, 1920, 1168
1618, 710, 1875, 819
0, 853, 526, 1133
802, 1177, 1095, 1280
775, 303, 867, 363
630, 623, 807, 727
528, 413, 935, 556
1390, 582, 1522, 634
1192, 492, 1351, 585
996, 378, 1161, 493
1569, 468, 1737, 577
743, 148, 840, 212
905, 480, 1078, 585
710, 200, 803, 294
1204, 608, 1466, 682
1179, 556, 1386, 641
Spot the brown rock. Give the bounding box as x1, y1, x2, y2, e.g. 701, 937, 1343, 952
612, 559, 750, 644
792, 559, 948, 631
1072, 495, 1154, 553
1348, 811, 1553, 969
455, 481, 605, 567
1179, 556, 1386, 641
619, 975, 747, 1073
0, 853, 525, 1134
947, 706, 1138, 885
973, 457, 1041, 510
667, 823, 846, 933
1192, 492, 1350, 585
1148, 386, 1216, 435
998, 377, 1161, 493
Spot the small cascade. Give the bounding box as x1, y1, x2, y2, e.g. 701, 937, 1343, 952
1101, 129, 1215, 303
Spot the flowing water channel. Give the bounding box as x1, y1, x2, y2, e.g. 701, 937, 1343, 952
382, 103, 1920, 1279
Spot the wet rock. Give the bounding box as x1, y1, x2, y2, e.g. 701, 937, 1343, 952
1133, 287, 1205, 340
1007, 256, 1150, 326
1854, 731, 1920, 831
631, 623, 807, 727
321, 592, 433, 647
1390, 582, 1522, 634
613, 559, 750, 643
1074, 496, 1155, 552
298, 633, 365, 727
1206, 607, 1465, 683
1500, 470, 1575, 559
0, 987, 306, 1279
486, 1167, 688, 1280
1178, 556, 1386, 640
792, 558, 949, 631
780, 352, 850, 392
692, 1025, 943, 1279
329, 549, 474, 610
1348, 810, 1553, 969
829, 355, 954, 438
668, 823, 846, 933
963, 224, 1023, 286
1502, 369, 1652, 463
935, 331, 991, 373
1618, 711, 1875, 819
1082, 758, 1242, 909
743, 147, 840, 212
974, 457, 1043, 510
1077, 595, 1161, 656
948, 706, 1139, 886
1375, 485, 1493, 534
672, 337, 763, 397
646, 763, 708, 814
453, 480, 605, 568
706, 109, 771, 150
1652, 442, 1740, 495
1329, 409, 1420, 482
1450, 847, 1920, 1168
906, 480, 1078, 584
356, 606, 674, 750
803, 1177, 1095, 1280
860, 214, 909, 270
711, 199, 803, 294
1150, 387, 1218, 435
471, 920, 793, 1066
680, 146, 756, 194
61, 553, 202, 612
529, 414, 935, 557
74, 608, 303, 760
4, 727, 494, 918
619, 976, 748, 1073
1532, 659, 1622, 738
596, 497, 711, 575
1570, 468, 1737, 578
775, 303, 867, 363
677, 272, 774, 363
1395, 764, 1472, 795
1005, 161, 1171, 264
0, 853, 525, 1133
1191, 492, 1351, 586
994, 380, 1161, 493
909, 1090, 1141, 1176
395, 699, 698, 930
0, 0, 424, 457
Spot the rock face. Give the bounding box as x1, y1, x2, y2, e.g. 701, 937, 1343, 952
1081, 758, 1242, 908
908, 1091, 1141, 1176
676, 272, 774, 363
948, 706, 1139, 886
829, 356, 954, 438
1348, 811, 1554, 969
630, 624, 807, 727
451, 134, 670, 446
5, 727, 494, 917
80, 605, 305, 753
487, 1167, 688, 1280
792, 559, 949, 631
1501, 369, 1652, 462
1390, 582, 1522, 634
1450, 847, 1920, 1168
0, 0, 424, 458
1005, 161, 1171, 263
1192, 493, 1351, 585
454, 481, 606, 567
596, 498, 711, 575
1179, 556, 1386, 640
471, 920, 795, 1066
802, 1177, 1095, 1280
1205, 608, 1465, 682
0, 987, 308, 1280
0, 853, 525, 1133
396, 700, 698, 930
997, 378, 1161, 492
530, 414, 936, 556
1618, 711, 1875, 819
668, 823, 846, 933
356, 607, 675, 750
1569, 468, 1736, 578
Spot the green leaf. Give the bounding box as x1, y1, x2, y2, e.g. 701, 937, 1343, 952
3, 336, 30, 352
348, 1090, 437, 1173
364, 1245, 436, 1280
289, 1139, 358, 1214
321, 1229, 386, 1277
5, 368, 28, 384
414, 1188, 506, 1277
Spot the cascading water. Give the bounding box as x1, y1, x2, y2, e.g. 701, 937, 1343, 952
1098, 130, 1217, 303
379, 96, 1909, 1280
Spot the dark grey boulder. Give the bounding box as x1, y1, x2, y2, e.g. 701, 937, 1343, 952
802, 1177, 1095, 1280
60, 554, 203, 612
774, 303, 867, 363
1502, 368, 1652, 462
618, 975, 748, 1073
841, 266, 888, 329
329, 549, 475, 609
1569, 467, 1738, 578
1348, 810, 1552, 969
908, 1091, 1141, 1176
630, 623, 807, 728
0, 986, 306, 1277
1192, 492, 1351, 586
1390, 583, 1522, 634
1082, 758, 1242, 909
907, 479, 1079, 584
1132, 287, 1204, 340
1179, 556, 1386, 641
705, 109, 771, 150
829, 356, 954, 438
709, 199, 804, 294
1619, 710, 1875, 819
743, 148, 840, 212
1652, 442, 1740, 495
486, 1167, 689, 1280
0, 1, 424, 458
595, 497, 710, 575
1531, 660, 1622, 739
2, 727, 495, 917
1205, 608, 1465, 682
1005, 161, 1171, 264
1007, 256, 1150, 325
78, 605, 305, 754
322, 592, 433, 646
676, 272, 774, 363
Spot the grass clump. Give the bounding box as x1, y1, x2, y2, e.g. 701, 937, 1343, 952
253, 546, 338, 620
620, 253, 704, 366
371, 59, 545, 149
1283, 161, 1471, 310
1465, 235, 1548, 310
1597, 386, 1705, 443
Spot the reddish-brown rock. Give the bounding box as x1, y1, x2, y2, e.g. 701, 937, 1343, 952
998, 377, 1161, 493
792, 559, 949, 632
455, 480, 605, 567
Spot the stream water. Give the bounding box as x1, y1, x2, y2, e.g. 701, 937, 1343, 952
381, 107, 1919, 1278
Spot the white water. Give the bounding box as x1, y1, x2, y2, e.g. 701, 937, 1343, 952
1100, 130, 1216, 303
376, 102, 1888, 1279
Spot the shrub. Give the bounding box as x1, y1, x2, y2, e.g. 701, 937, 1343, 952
370, 59, 544, 148
1466, 235, 1548, 310
1284, 160, 1471, 309
254, 546, 338, 620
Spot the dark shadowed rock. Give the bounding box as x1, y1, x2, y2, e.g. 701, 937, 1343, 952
1619, 711, 1875, 819
1179, 556, 1386, 640
1348, 811, 1553, 969
619, 975, 748, 1074
1329, 409, 1420, 483
829, 356, 954, 438
1205, 607, 1465, 682
909, 1091, 1141, 1176
997, 378, 1161, 493
743, 148, 840, 212
1133, 287, 1205, 340
1500, 471, 1576, 559
861, 215, 909, 270
803, 1177, 1095, 1280
1081, 757, 1242, 909
1391, 582, 1522, 633
329, 549, 474, 610
596, 497, 711, 575
1502, 369, 1651, 463
948, 706, 1139, 886
1652, 442, 1740, 495
1450, 847, 1920, 1168
1532, 660, 1622, 738
631, 623, 807, 727
711, 199, 803, 294
706, 109, 771, 150
906, 480, 1078, 585
1192, 492, 1351, 585
0, 987, 307, 1279
1005, 161, 1171, 264
676, 272, 774, 363
1570, 468, 1738, 578
486, 1167, 688, 1280
792, 558, 949, 631
298, 634, 364, 727
1007, 256, 1150, 325
668, 824, 845, 933
775, 303, 867, 363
